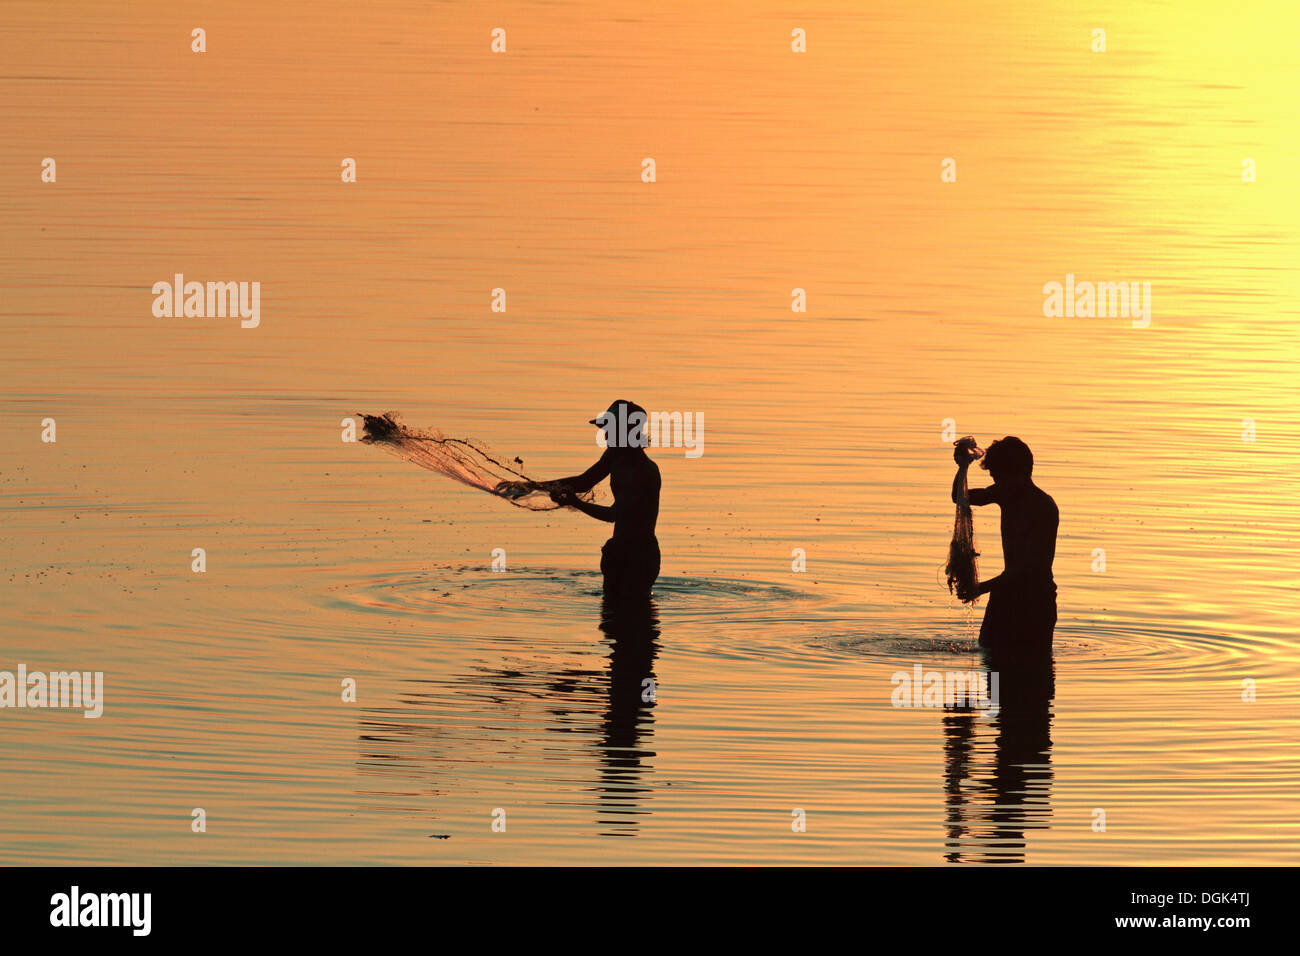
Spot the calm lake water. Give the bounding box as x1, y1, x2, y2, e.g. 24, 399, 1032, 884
1, 1, 1297, 864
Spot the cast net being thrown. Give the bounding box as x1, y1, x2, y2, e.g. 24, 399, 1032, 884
358, 412, 592, 512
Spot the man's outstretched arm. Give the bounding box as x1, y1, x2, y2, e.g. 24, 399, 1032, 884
550, 486, 615, 522
550, 450, 612, 493
496, 451, 612, 497
571, 498, 616, 522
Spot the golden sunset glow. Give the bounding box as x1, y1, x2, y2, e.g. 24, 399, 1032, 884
1, 1, 1297, 868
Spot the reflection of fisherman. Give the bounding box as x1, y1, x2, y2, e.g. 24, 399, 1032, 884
952, 436, 1059, 652
497, 400, 661, 597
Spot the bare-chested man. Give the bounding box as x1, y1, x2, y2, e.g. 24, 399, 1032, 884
502, 400, 661, 598
952, 436, 1058, 652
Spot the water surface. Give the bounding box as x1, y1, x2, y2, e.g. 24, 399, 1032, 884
1, 0, 1297, 864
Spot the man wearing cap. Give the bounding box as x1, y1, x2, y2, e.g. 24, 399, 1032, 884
513, 400, 662, 598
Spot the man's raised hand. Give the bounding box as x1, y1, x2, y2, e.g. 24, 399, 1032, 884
953, 436, 983, 466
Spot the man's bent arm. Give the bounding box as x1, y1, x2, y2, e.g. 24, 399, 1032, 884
954, 464, 998, 507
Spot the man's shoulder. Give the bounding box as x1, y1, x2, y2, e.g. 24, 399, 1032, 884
1033, 485, 1059, 518
619, 452, 661, 482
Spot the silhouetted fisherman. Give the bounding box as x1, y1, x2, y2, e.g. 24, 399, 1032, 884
952, 436, 1059, 652
503, 400, 662, 597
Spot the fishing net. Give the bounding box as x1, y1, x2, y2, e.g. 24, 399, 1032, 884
358, 412, 594, 511
946, 455, 981, 603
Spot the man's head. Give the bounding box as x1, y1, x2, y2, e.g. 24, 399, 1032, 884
589, 399, 649, 450
980, 436, 1033, 483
